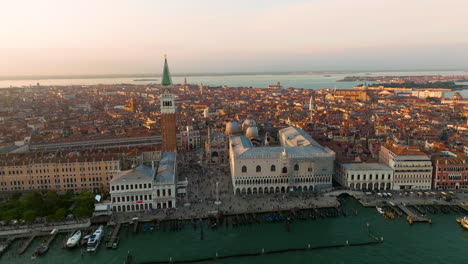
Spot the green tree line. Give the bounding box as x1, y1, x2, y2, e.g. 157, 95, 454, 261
0, 190, 95, 223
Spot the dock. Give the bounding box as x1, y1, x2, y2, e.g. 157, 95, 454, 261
17, 234, 37, 255
397, 204, 432, 224
0, 237, 16, 256
106, 223, 121, 248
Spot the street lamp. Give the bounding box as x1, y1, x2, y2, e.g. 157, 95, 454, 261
215, 181, 222, 205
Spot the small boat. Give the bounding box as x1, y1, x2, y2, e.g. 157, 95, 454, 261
456, 217, 468, 230
80, 235, 90, 246
87, 226, 104, 252
32, 244, 48, 258
376, 206, 384, 215
66, 230, 82, 248
112, 237, 120, 249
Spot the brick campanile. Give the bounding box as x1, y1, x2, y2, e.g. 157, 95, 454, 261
160, 55, 177, 152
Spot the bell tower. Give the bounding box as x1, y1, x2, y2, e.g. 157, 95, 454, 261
160, 55, 177, 152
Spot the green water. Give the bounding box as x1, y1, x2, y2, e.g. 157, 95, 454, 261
1, 198, 467, 264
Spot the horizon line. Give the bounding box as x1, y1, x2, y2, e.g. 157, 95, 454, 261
1, 69, 468, 81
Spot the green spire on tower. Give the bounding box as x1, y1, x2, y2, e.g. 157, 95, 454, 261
161, 54, 172, 86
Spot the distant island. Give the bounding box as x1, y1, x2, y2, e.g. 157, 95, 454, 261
338, 75, 468, 83
133, 78, 159, 82
356, 81, 468, 90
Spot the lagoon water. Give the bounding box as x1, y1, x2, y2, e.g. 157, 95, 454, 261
1, 197, 467, 264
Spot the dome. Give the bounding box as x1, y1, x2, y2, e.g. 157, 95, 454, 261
242, 118, 257, 130
452, 92, 462, 100
225, 121, 241, 135
245, 126, 259, 139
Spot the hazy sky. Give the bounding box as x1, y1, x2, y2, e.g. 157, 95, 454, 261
2, 0, 468, 75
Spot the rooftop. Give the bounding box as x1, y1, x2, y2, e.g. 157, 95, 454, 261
110, 165, 154, 184
155, 152, 176, 184
341, 163, 393, 171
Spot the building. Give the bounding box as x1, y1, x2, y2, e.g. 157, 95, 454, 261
331, 89, 371, 102
337, 163, 393, 191
229, 125, 335, 195
179, 126, 201, 150
0, 152, 120, 195
379, 143, 432, 190
109, 165, 155, 213
110, 152, 178, 213
411, 90, 443, 98
432, 151, 468, 190
160, 56, 178, 152
205, 128, 229, 165
153, 152, 177, 209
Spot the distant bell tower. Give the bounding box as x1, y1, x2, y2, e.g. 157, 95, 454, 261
160, 55, 177, 152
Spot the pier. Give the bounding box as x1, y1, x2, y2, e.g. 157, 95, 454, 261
17, 234, 37, 255
0, 237, 16, 256
106, 223, 121, 248
397, 204, 431, 224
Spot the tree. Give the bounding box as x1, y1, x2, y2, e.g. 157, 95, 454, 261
22, 210, 37, 222
54, 208, 67, 221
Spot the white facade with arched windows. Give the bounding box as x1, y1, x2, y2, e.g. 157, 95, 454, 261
338, 163, 393, 191
229, 126, 335, 195
110, 152, 178, 212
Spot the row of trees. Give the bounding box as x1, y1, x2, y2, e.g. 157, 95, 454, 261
0, 190, 95, 223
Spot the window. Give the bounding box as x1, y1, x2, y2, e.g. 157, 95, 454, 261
271, 165, 276, 172
294, 164, 299, 171
282, 167, 287, 173
256, 165, 261, 172
242, 166, 247, 173
351, 174, 354, 180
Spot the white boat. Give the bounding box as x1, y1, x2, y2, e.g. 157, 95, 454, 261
66, 230, 82, 248
376, 206, 384, 215
87, 226, 104, 252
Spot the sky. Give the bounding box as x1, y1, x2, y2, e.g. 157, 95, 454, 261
2, 0, 468, 76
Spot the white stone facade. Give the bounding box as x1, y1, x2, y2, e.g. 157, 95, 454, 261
379, 144, 432, 190
338, 163, 393, 191
229, 126, 335, 195
110, 165, 154, 213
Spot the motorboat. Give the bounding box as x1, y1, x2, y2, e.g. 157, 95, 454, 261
456, 217, 468, 230
87, 226, 104, 252
66, 230, 82, 248
32, 244, 48, 258
376, 206, 384, 215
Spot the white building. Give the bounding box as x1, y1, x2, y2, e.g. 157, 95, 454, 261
229, 126, 335, 195
411, 90, 443, 98
110, 152, 178, 213
179, 126, 201, 150
338, 163, 393, 191
379, 143, 432, 190
110, 165, 155, 213
153, 152, 177, 209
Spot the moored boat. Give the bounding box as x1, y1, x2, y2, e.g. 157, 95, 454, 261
66, 230, 82, 248
376, 206, 384, 215
456, 217, 468, 230
32, 244, 48, 258
87, 226, 104, 252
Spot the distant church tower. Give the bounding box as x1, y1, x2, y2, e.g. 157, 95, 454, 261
160, 55, 177, 152
309, 95, 315, 111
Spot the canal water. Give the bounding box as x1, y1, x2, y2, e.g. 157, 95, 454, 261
1, 197, 466, 264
